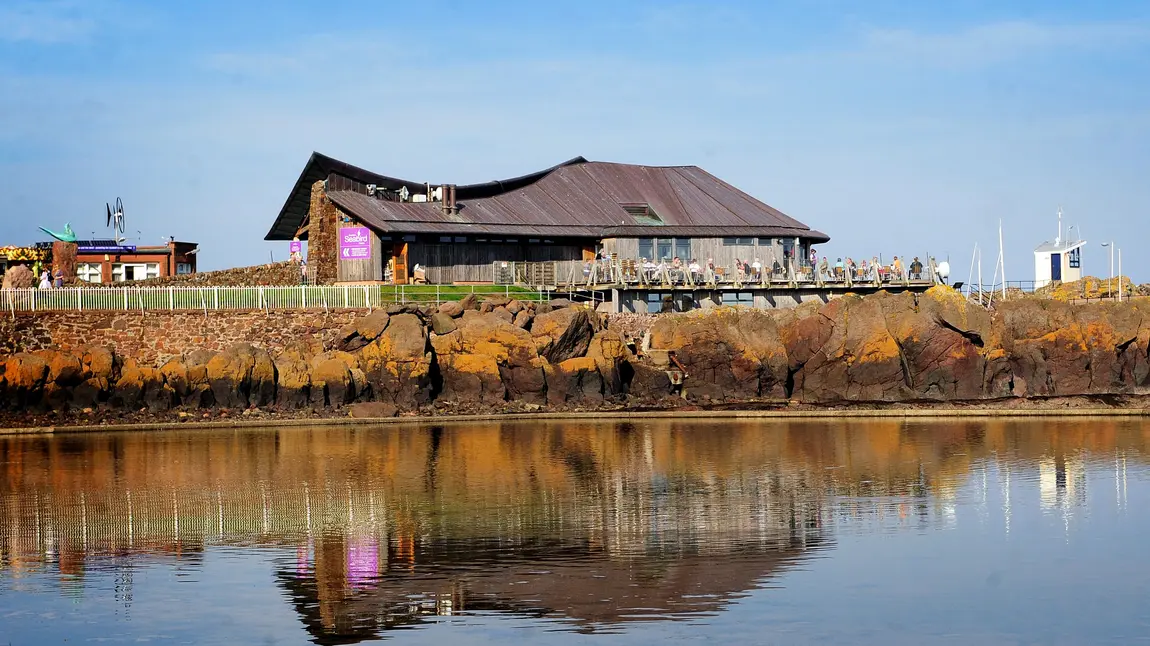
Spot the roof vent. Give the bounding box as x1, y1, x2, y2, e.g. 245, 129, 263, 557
620, 202, 661, 225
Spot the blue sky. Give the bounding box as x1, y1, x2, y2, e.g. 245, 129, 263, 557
2, 0, 1149, 283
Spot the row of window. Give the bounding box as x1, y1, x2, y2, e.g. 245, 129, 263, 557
641, 292, 758, 313
76, 262, 163, 283
637, 237, 800, 261
433, 236, 557, 244
722, 237, 793, 246
637, 237, 691, 262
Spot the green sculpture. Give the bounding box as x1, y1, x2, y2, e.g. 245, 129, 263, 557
39, 223, 77, 243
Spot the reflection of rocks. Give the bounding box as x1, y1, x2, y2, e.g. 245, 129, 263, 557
1, 418, 1143, 642
8, 290, 1150, 415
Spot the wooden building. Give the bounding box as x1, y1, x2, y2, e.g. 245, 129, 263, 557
266, 153, 829, 287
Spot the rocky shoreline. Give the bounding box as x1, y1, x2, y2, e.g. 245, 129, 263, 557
3, 287, 1150, 430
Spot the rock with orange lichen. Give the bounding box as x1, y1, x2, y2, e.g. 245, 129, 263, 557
649, 308, 788, 400
358, 313, 433, 409
435, 313, 546, 405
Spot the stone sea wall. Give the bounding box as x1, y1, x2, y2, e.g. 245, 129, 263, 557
2, 287, 1149, 420
0, 310, 358, 364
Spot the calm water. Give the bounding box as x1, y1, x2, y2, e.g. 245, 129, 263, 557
1, 419, 1149, 645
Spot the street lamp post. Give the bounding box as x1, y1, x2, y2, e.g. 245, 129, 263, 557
1102, 242, 1114, 298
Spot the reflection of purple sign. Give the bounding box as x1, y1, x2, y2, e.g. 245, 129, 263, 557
347, 540, 379, 589
289, 240, 302, 254
339, 227, 371, 259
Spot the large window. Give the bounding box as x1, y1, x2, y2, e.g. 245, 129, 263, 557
112, 263, 160, 282
176, 262, 193, 275
638, 237, 691, 262
721, 291, 755, 306
1068, 247, 1081, 268
723, 237, 755, 246
77, 263, 102, 283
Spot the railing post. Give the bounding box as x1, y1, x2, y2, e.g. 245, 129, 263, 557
31, 289, 36, 312
301, 285, 306, 309
123, 288, 128, 311
364, 285, 371, 313
77, 287, 82, 312
213, 287, 219, 310
343, 285, 349, 309
169, 287, 174, 310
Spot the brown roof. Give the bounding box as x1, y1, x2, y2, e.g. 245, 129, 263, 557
267, 153, 829, 243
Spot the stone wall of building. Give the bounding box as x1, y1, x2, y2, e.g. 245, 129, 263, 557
308, 180, 339, 285
0, 309, 359, 365
118, 261, 302, 287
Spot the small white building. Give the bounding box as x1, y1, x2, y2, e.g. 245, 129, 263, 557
1033, 209, 1085, 288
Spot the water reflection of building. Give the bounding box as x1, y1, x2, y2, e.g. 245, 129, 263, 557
1039, 454, 1088, 512
2, 419, 1149, 643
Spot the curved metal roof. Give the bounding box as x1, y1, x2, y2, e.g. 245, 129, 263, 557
266, 153, 829, 243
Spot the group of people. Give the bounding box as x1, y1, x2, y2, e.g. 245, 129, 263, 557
36, 268, 64, 289
819, 255, 927, 283
582, 251, 930, 286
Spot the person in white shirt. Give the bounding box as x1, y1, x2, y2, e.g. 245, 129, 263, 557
642, 258, 656, 282
38, 270, 51, 289
751, 258, 763, 280
688, 258, 701, 280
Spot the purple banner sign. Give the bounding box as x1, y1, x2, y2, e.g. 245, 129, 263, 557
339, 227, 371, 260
289, 240, 302, 254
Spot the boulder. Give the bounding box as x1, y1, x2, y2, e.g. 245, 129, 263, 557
78, 346, 116, 382
33, 349, 83, 388
430, 312, 458, 335
113, 359, 173, 411
433, 314, 545, 404
627, 362, 673, 399
506, 299, 524, 315
492, 306, 514, 324
548, 298, 572, 309
1, 264, 33, 289
309, 351, 359, 407
274, 341, 317, 409
358, 313, 433, 409
513, 310, 532, 329
878, 288, 988, 400
547, 357, 604, 405
183, 349, 216, 407
438, 301, 464, 318
532, 308, 599, 363
71, 377, 109, 409
206, 343, 277, 408
649, 309, 788, 401
586, 329, 634, 395
458, 293, 480, 311
437, 352, 506, 404
159, 357, 190, 398
0, 353, 49, 408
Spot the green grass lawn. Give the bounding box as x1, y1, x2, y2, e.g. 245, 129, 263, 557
11, 284, 547, 311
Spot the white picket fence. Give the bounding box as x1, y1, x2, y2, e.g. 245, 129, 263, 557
2, 285, 546, 314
